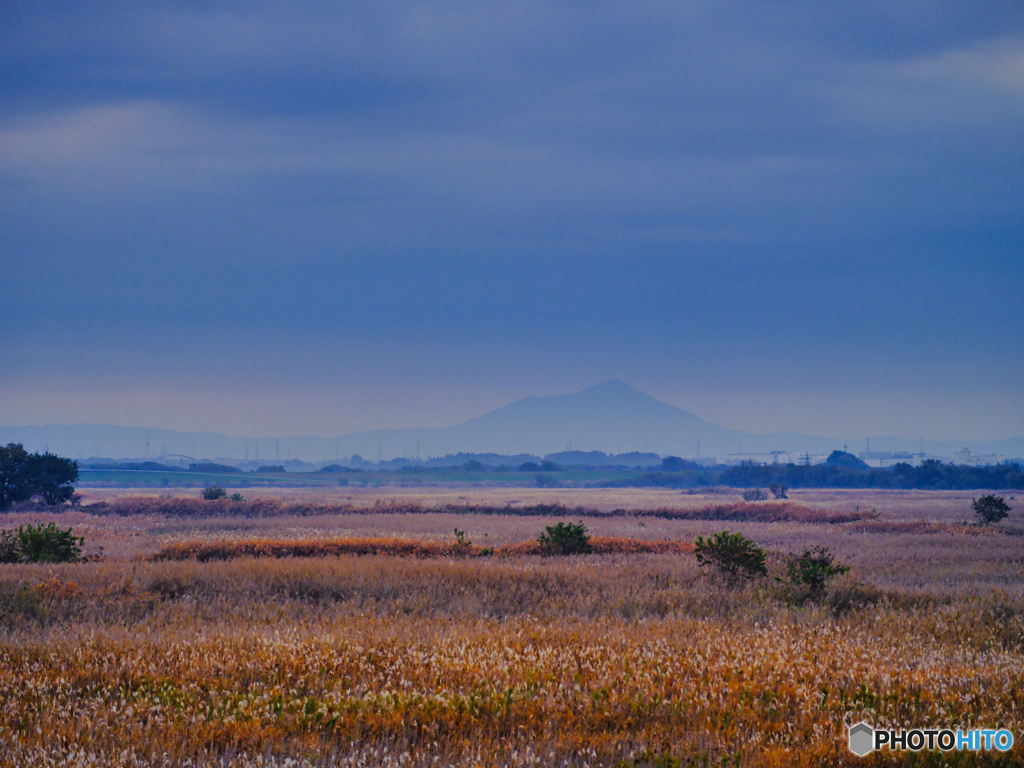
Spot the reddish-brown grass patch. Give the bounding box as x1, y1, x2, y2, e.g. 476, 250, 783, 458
149, 535, 695, 561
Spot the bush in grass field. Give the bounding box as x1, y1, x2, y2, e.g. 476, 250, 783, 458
0, 529, 19, 563
694, 530, 767, 585
11, 523, 83, 563
785, 545, 849, 600
972, 494, 1010, 526
201, 485, 228, 501
538, 521, 592, 555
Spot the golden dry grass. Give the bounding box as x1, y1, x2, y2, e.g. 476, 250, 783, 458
0, 488, 1022, 766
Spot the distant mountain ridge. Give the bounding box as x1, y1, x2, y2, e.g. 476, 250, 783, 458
2, 380, 1022, 462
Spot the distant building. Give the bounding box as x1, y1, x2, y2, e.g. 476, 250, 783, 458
952, 448, 1004, 467
859, 451, 928, 468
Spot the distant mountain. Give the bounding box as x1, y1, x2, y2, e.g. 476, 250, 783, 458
423, 378, 744, 456
2, 380, 1022, 463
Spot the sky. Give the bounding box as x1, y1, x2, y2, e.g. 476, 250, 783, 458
2, 0, 1023, 442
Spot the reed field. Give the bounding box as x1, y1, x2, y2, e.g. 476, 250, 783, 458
0, 488, 1022, 766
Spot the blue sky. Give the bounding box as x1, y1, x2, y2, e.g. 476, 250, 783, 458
2, 1, 1022, 441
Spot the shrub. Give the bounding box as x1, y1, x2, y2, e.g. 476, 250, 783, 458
201, 485, 227, 501
16, 523, 83, 563
742, 489, 768, 502
972, 494, 1010, 525
784, 546, 849, 600
0, 529, 19, 563
828, 577, 883, 614
538, 521, 592, 555
768, 483, 788, 500
534, 473, 560, 488
694, 530, 767, 585
229, 492, 244, 502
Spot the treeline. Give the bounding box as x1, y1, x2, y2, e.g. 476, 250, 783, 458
85, 461, 240, 473
719, 458, 1024, 490
609, 456, 1024, 491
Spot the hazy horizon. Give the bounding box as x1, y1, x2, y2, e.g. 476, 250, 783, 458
3, 385, 1023, 443
2, 2, 1022, 443
3, 380, 1022, 449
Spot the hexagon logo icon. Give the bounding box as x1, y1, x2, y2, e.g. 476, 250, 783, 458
848, 722, 874, 756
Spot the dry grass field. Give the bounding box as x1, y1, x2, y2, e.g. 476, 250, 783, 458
0, 488, 1022, 766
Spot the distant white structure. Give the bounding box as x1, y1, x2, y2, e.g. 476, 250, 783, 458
859, 451, 928, 468
721, 451, 826, 466
952, 448, 1004, 467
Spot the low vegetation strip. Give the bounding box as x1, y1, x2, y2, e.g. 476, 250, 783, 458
847, 519, 1017, 535
88, 496, 873, 523
149, 536, 695, 561
488, 536, 695, 556
631, 501, 877, 524
150, 537, 466, 561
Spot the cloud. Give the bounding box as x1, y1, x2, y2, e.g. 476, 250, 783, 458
4, 2, 1021, 222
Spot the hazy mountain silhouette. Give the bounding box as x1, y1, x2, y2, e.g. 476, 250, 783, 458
433, 378, 740, 456
2, 380, 1022, 462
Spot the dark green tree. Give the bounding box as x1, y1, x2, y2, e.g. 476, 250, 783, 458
17, 523, 83, 563
538, 521, 592, 555
661, 456, 691, 471
0, 529, 19, 563
0, 443, 33, 509
0, 444, 78, 510
201, 485, 228, 500
26, 452, 79, 506
785, 546, 849, 600
972, 494, 1011, 525
825, 450, 870, 470
694, 530, 768, 585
